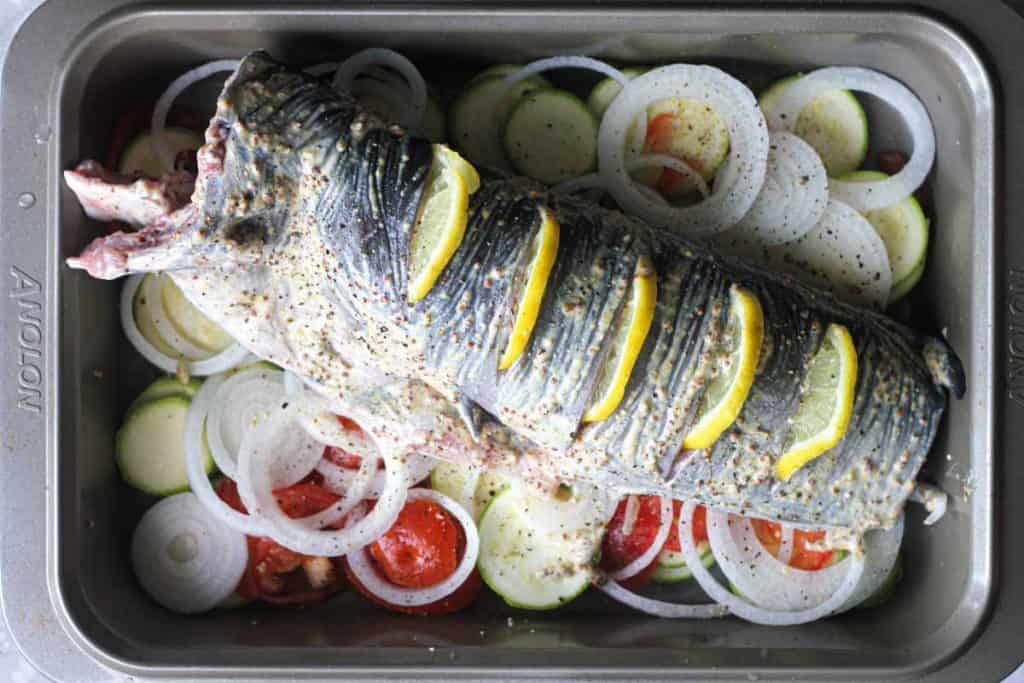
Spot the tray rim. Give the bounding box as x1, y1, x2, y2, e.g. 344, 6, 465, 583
0, 1, 1008, 680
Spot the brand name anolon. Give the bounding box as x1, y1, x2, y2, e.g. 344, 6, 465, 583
10, 266, 42, 413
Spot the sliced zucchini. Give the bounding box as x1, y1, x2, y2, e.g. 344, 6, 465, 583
650, 541, 716, 584
119, 127, 204, 177
503, 88, 599, 185
128, 376, 202, 414
133, 274, 179, 358
641, 96, 731, 197
759, 74, 868, 177
159, 274, 234, 353
472, 470, 514, 518
429, 461, 481, 515
586, 67, 647, 119
116, 396, 213, 496
449, 74, 547, 170
477, 484, 601, 610
840, 170, 929, 303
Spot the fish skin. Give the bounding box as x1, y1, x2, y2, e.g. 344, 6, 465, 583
66, 51, 964, 531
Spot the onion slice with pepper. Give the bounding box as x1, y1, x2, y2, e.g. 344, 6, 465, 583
765, 66, 934, 211
598, 64, 769, 237
680, 502, 865, 625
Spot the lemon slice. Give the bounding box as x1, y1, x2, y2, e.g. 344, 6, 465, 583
582, 255, 657, 422
408, 144, 480, 302
682, 285, 764, 449
775, 323, 858, 481
498, 207, 560, 370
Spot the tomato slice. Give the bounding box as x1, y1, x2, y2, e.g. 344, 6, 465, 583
370, 499, 461, 588
750, 518, 834, 571
663, 502, 708, 553
600, 495, 670, 589
643, 112, 705, 195
343, 560, 483, 616
216, 477, 346, 604
343, 497, 481, 615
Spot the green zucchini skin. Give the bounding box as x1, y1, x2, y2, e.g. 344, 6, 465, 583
177, 52, 965, 530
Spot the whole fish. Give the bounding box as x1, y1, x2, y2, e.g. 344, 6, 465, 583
66, 52, 964, 532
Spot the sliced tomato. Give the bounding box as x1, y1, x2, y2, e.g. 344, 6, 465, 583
663, 502, 708, 553
600, 495, 671, 589
370, 498, 461, 588
643, 112, 705, 196
343, 560, 483, 616
215, 476, 346, 604
343, 497, 481, 615
750, 518, 834, 571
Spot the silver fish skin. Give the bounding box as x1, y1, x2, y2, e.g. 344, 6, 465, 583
66, 52, 964, 532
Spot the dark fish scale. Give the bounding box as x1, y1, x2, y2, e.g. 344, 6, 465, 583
494, 202, 638, 449
414, 183, 539, 398
578, 244, 728, 475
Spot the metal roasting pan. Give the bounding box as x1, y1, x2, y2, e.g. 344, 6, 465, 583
1, 0, 1022, 680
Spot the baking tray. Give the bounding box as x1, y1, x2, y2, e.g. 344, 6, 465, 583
0, 1, 1021, 680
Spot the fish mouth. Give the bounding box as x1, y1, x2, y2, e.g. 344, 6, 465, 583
66, 204, 202, 279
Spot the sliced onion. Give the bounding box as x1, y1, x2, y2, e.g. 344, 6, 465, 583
332, 48, 427, 132
609, 496, 672, 582
598, 64, 769, 237
283, 371, 379, 458
317, 450, 437, 499
910, 483, 948, 526
142, 275, 212, 360
152, 60, 240, 173
131, 492, 248, 614
680, 503, 865, 625
121, 275, 251, 376
597, 579, 728, 619
627, 154, 710, 199
621, 495, 640, 536
552, 173, 606, 195
501, 56, 629, 89
776, 524, 795, 566
706, 510, 850, 611
768, 198, 892, 307
765, 66, 934, 211
730, 131, 829, 246
184, 373, 273, 537
205, 366, 321, 485
296, 451, 377, 531
346, 489, 480, 606
235, 397, 409, 557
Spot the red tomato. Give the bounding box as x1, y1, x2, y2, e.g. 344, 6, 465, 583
106, 104, 206, 173
663, 502, 708, 553
750, 518, 834, 571
343, 560, 483, 616
370, 499, 461, 588
643, 112, 705, 196
215, 477, 346, 604
600, 495, 670, 589
322, 416, 368, 469
343, 498, 481, 615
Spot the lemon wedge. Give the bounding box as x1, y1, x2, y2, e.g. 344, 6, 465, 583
582, 254, 657, 423
498, 207, 560, 370
682, 285, 764, 449
775, 322, 858, 481
408, 144, 480, 302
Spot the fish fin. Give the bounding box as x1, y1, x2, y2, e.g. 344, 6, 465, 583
923, 337, 966, 399
455, 393, 484, 442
